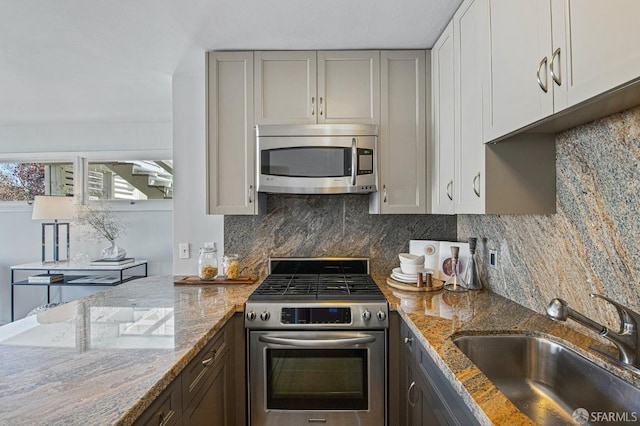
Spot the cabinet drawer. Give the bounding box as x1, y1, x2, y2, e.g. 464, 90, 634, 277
182, 327, 229, 408
134, 377, 182, 426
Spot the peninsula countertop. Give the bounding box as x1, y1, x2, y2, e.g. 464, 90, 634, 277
0, 275, 258, 425
2, 274, 638, 425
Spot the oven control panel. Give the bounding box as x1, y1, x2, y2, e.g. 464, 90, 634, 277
245, 302, 389, 329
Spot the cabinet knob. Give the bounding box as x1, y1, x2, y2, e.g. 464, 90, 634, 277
404, 336, 413, 345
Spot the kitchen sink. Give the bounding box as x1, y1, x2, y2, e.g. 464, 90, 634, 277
453, 334, 640, 425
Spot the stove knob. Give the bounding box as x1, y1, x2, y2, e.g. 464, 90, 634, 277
362, 309, 372, 321
377, 310, 387, 321
260, 311, 271, 321
246, 311, 256, 321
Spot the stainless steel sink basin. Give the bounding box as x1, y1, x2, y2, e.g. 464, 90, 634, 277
453, 334, 640, 425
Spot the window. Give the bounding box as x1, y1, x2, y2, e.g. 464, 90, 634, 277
0, 161, 74, 201
87, 160, 173, 201
0, 158, 172, 203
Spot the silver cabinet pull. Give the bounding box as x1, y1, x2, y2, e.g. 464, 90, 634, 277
404, 336, 413, 344
446, 179, 453, 201
536, 56, 548, 93
550, 47, 562, 86
319, 97, 323, 116
407, 381, 417, 407
473, 172, 481, 197
248, 185, 253, 204
202, 349, 218, 367
311, 97, 315, 116
383, 185, 387, 203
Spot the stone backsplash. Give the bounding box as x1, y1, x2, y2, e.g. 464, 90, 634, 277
458, 106, 640, 328
225, 194, 456, 279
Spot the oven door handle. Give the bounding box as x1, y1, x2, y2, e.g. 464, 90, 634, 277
258, 333, 376, 348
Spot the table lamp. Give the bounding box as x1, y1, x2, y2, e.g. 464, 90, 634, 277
32, 195, 75, 263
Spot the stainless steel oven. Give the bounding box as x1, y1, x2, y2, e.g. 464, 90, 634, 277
249, 329, 386, 425
245, 258, 388, 426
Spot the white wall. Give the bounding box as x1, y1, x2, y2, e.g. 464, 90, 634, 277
171, 51, 224, 275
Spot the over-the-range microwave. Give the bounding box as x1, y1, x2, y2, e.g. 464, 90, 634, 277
256, 124, 378, 195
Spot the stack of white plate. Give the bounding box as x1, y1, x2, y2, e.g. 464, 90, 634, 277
391, 267, 429, 284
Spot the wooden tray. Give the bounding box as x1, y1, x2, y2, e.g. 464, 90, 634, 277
174, 276, 257, 285
386, 276, 444, 292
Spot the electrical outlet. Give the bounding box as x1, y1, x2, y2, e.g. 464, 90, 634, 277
179, 243, 190, 259
489, 249, 498, 269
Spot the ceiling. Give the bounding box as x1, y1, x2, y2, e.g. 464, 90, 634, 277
0, 0, 462, 126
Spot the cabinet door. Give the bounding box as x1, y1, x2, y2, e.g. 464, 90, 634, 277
431, 21, 456, 215
483, 0, 553, 142
182, 351, 230, 425
254, 51, 317, 124
454, 0, 486, 214
207, 52, 256, 215
376, 50, 427, 214
552, 0, 640, 110
317, 50, 380, 124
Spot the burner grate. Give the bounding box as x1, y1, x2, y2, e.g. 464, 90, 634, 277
250, 272, 384, 301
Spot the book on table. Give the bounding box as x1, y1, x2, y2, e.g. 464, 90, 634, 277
28, 273, 64, 283
90, 257, 135, 266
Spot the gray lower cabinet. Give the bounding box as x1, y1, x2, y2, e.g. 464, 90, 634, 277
390, 312, 479, 426
134, 313, 245, 426
134, 377, 183, 426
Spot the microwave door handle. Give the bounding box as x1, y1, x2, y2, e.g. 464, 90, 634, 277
259, 334, 376, 347
351, 137, 357, 186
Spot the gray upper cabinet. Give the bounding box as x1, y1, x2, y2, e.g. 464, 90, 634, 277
207, 51, 258, 215
254, 51, 317, 124
371, 50, 428, 214
254, 50, 380, 125
483, 0, 640, 142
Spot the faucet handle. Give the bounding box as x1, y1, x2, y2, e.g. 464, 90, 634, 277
590, 293, 639, 335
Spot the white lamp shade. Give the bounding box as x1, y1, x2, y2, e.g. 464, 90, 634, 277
32, 195, 75, 220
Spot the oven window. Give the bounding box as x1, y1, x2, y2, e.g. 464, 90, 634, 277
266, 348, 368, 410
261, 147, 351, 178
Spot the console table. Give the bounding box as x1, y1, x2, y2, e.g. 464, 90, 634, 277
10, 260, 148, 322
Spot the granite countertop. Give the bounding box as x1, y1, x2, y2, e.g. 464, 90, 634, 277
0, 275, 258, 426
375, 275, 640, 425
2, 274, 638, 425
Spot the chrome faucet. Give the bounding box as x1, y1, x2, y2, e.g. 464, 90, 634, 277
546, 293, 640, 371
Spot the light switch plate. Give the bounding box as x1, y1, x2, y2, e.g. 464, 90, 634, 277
179, 243, 190, 259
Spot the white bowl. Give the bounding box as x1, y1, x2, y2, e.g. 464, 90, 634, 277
399, 253, 425, 265
399, 263, 424, 274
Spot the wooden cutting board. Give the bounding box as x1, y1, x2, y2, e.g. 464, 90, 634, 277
386, 276, 444, 292
174, 276, 257, 285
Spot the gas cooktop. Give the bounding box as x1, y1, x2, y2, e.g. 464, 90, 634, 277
245, 258, 388, 329
248, 258, 385, 302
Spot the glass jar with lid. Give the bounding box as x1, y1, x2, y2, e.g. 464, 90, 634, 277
198, 244, 218, 280
221, 254, 240, 279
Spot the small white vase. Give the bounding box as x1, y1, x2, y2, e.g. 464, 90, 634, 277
101, 240, 127, 260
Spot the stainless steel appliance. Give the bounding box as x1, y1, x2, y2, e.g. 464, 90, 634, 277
256, 124, 378, 194
245, 257, 388, 426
